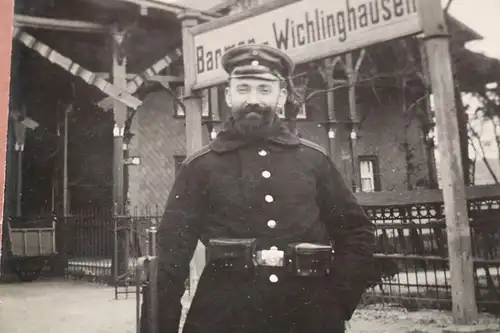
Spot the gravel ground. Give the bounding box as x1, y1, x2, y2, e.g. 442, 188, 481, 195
1, 279, 499, 333
0, 278, 136, 333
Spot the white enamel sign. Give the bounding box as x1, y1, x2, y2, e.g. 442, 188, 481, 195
191, 0, 423, 90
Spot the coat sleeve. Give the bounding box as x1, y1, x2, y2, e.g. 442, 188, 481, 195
316, 154, 377, 320
154, 161, 205, 333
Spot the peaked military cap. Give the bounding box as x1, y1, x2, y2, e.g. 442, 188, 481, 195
221, 44, 295, 81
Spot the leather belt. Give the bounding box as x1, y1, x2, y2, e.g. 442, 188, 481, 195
206, 238, 334, 277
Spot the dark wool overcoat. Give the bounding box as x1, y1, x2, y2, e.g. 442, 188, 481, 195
141, 118, 376, 333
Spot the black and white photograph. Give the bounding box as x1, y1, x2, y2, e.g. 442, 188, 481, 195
1, 1, 500, 332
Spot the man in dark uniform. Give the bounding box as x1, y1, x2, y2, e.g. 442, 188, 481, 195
145, 44, 376, 333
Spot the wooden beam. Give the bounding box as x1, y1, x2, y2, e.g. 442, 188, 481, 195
96, 0, 226, 111
97, 48, 183, 110
149, 75, 184, 84
119, 0, 222, 21
14, 29, 142, 110
95, 73, 139, 80
14, 14, 108, 33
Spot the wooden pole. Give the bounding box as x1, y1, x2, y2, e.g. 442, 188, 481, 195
417, 0, 477, 324
16, 148, 22, 217
178, 12, 205, 297
345, 53, 359, 192
63, 105, 70, 217
324, 57, 337, 161
209, 87, 221, 140
13, 119, 26, 217
112, 28, 129, 281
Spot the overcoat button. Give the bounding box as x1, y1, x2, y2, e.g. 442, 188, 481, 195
258, 150, 268, 156
262, 171, 271, 178
269, 274, 278, 283
267, 220, 277, 228
265, 195, 274, 203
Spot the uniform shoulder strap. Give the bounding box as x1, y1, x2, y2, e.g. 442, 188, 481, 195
299, 138, 328, 156
182, 144, 212, 166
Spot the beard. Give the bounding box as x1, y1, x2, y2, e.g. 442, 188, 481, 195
232, 104, 278, 138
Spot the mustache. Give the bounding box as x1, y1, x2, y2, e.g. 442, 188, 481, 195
239, 104, 274, 115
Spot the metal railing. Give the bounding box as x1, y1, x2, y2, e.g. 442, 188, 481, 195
357, 185, 500, 312
18, 184, 499, 315
137, 227, 158, 333
61, 208, 114, 283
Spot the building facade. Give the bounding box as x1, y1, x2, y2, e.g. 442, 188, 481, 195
126, 46, 436, 210
125, 0, 486, 210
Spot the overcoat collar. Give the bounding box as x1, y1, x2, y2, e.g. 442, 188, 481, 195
209, 116, 301, 153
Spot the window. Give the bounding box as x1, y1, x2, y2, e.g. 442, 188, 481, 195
173, 155, 186, 178
174, 86, 185, 117
285, 73, 308, 120
359, 156, 381, 192
277, 103, 306, 120
174, 87, 210, 118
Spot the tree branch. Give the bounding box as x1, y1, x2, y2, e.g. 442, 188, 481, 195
444, 0, 454, 13
468, 123, 499, 184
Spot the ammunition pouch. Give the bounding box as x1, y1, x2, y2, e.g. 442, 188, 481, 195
206, 238, 256, 272
286, 243, 333, 277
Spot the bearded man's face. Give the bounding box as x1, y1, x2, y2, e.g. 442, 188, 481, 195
224, 77, 287, 136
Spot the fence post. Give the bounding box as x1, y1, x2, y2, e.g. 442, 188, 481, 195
54, 213, 70, 277
140, 226, 158, 333
148, 226, 157, 257
113, 215, 131, 289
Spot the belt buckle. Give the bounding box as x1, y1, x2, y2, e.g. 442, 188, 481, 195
256, 246, 284, 267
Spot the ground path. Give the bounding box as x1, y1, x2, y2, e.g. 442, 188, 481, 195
1, 279, 499, 333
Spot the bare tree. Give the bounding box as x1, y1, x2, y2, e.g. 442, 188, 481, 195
467, 99, 500, 184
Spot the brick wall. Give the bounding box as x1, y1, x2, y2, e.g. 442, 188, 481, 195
353, 101, 430, 191
128, 90, 212, 212
127, 88, 432, 212
293, 112, 430, 192
296, 97, 431, 192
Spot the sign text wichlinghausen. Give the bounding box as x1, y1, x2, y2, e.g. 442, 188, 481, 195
192, 0, 421, 89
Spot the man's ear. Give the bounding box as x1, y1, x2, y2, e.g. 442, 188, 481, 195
277, 87, 288, 109
224, 86, 232, 108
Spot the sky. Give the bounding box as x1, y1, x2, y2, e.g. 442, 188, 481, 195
435, 1, 500, 181
443, 0, 500, 160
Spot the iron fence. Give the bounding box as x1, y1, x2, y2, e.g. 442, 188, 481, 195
112, 211, 162, 299
61, 208, 114, 283
14, 185, 499, 312
358, 185, 500, 312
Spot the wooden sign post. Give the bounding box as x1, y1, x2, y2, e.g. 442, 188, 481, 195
180, 0, 478, 326
417, 0, 477, 325
112, 27, 130, 283
178, 12, 206, 296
